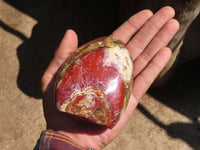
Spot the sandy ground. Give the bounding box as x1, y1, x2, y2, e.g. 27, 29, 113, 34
0, 1, 200, 149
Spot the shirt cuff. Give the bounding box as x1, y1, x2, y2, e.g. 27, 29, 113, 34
34, 130, 95, 150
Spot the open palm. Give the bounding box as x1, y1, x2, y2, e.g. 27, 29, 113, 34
41, 6, 179, 150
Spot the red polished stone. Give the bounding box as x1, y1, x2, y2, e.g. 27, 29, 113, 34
55, 36, 133, 128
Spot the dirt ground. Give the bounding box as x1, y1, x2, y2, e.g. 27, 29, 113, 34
0, 1, 200, 150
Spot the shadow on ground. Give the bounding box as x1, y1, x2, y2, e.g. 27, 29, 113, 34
147, 57, 200, 149
147, 14, 200, 149
2, 0, 200, 149
3, 0, 120, 98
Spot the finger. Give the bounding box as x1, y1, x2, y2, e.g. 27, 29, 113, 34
133, 19, 179, 77
127, 6, 175, 61
112, 9, 153, 44
54, 29, 78, 62
132, 47, 172, 100
41, 29, 78, 92
46, 29, 78, 76
51, 29, 78, 72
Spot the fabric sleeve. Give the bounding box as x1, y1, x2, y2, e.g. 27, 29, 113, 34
34, 130, 95, 150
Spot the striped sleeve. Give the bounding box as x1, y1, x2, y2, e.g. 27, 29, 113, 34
34, 130, 95, 150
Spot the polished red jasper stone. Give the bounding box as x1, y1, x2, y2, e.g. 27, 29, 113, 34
55, 36, 133, 128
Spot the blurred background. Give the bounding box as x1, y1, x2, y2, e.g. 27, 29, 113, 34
0, 0, 199, 149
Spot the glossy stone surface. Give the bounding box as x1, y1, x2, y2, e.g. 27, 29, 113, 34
55, 36, 133, 128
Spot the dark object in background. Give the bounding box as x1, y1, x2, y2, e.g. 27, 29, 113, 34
119, 0, 200, 86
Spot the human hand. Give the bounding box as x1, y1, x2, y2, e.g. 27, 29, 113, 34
41, 6, 179, 150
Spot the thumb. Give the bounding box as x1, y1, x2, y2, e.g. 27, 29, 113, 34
54, 29, 78, 63
41, 29, 78, 92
